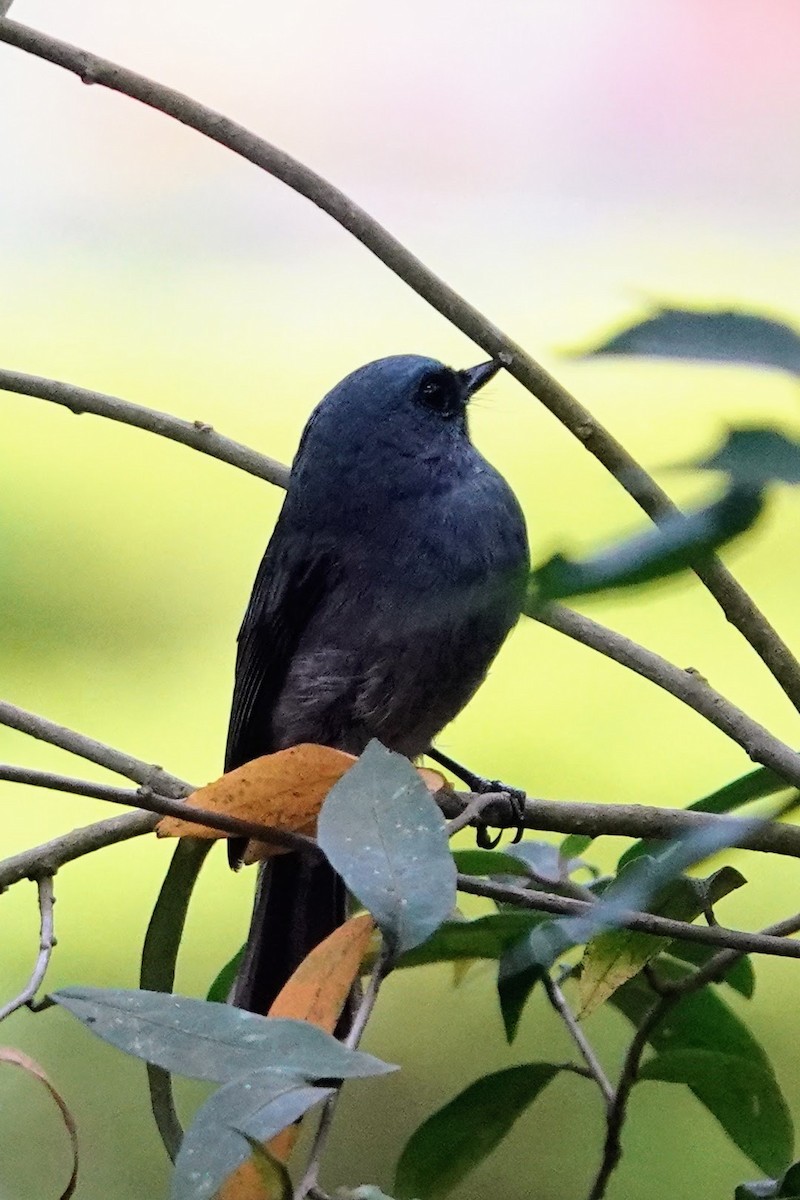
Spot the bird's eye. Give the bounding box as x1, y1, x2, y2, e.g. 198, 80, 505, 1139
418, 372, 460, 416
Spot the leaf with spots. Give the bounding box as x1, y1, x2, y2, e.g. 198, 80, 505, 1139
317, 740, 456, 956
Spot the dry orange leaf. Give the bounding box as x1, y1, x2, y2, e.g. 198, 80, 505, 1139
268, 910, 376, 1030
156, 745, 450, 863
156, 744, 356, 849
218, 913, 376, 1199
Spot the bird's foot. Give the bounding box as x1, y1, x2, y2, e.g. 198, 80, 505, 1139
474, 781, 527, 849
426, 748, 527, 849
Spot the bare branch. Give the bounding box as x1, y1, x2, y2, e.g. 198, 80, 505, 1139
543, 974, 614, 1109
445, 792, 500, 837
0, 762, 318, 867
1, 18, 799, 711
456, 874, 800, 959
586, 993, 674, 1200
440, 790, 800, 862
534, 603, 800, 788
0, 877, 56, 1021
0, 698, 191, 796
294, 948, 391, 1200
0, 368, 288, 489
0, 812, 156, 891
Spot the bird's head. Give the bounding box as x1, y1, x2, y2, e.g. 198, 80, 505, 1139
295, 354, 501, 478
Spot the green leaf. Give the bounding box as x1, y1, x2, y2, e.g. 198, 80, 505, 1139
397, 912, 549, 968
497, 932, 547, 1042
577, 306, 800, 375
395, 1064, 561, 1200
450, 849, 530, 878
665, 943, 755, 999
694, 428, 800, 487
780, 1163, 800, 1196
317, 740, 456, 955
206, 946, 246, 1004
618, 765, 790, 869
736, 1183, 781, 1199
51, 988, 395, 1083
171, 1071, 330, 1200
613, 964, 772, 1069
505, 840, 567, 883
140, 837, 212, 1160
560, 833, 595, 858
640, 1050, 793, 1176
577, 865, 746, 1017
529, 484, 764, 604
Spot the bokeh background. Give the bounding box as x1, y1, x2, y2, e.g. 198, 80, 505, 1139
2, 1, 800, 1196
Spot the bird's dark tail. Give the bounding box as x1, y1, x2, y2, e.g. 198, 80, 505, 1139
232, 852, 347, 1015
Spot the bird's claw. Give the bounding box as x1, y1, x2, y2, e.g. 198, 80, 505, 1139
473, 779, 527, 849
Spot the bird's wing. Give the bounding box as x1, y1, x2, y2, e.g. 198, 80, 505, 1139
224, 520, 331, 773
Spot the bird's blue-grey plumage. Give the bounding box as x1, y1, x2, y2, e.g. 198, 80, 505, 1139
226, 354, 529, 1013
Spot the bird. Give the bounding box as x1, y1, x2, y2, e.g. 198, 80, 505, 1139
224, 353, 530, 1016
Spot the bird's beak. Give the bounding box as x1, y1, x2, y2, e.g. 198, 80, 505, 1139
458, 359, 502, 397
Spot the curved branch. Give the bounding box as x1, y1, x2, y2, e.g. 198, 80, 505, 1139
0, 876, 56, 1021
534, 603, 800, 788
0, 368, 288, 489
1, 18, 799, 712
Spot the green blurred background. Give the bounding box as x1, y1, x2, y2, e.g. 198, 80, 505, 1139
2, 1, 800, 1196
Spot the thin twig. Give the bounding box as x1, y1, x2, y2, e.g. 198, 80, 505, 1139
1, 17, 799, 713
0, 698, 191, 796
0, 762, 318, 855
0, 812, 156, 891
456, 874, 800, 959
445, 792, 500, 837
586, 905, 800, 1200
0, 877, 56, 1021
534, 604, 800, 788
665, 909, 800, 996
586, 994, 676, 1200
294, 950, 390, 1200
0, 368, 288, 489
542, 974, 614, 1109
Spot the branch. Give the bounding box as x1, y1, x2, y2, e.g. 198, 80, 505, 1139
667, 910, 800, 996
0, 762, 318, 867
440, 791, 800, 862
1, 18, 799, 713
586, 993, 674, 1200
0, 698, 191, 795
0, 876, 56, 1021
0, 812, 156, 891
534, 603, 800, 787
0, 368, 289, 489
456, 874, 800, 959
543, 974, 614, 1109
294, 949, 391, 1200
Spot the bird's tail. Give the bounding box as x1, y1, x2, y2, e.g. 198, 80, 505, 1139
232, 852, 347, 1015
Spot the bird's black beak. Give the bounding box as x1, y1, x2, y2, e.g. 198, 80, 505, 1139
458, 359, 502, 398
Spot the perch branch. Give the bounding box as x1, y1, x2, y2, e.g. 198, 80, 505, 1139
1, 16, 800, 712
